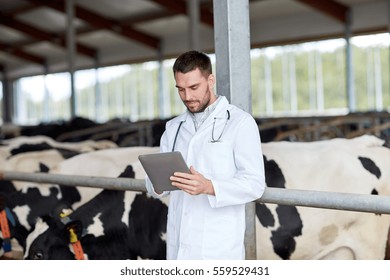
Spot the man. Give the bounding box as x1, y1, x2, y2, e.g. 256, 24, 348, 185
146, 50, 265, 259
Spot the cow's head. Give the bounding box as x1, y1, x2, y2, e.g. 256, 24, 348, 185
24, 165, 168, 260
0, 178, 82, 260
24, 215, 82, 260
25, 201, 86, 260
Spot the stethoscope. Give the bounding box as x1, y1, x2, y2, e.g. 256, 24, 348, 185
172, 110, 230, 151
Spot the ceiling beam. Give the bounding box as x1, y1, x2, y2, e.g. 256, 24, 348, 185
149, 0, 214, 27
295, 0, 349, 23
0, 12, 97, 58
0, 42, 46, 65
121, 10, 177, 25
73, 2, 161, 49
6, 3, 38, 16
27, 0, 160, 49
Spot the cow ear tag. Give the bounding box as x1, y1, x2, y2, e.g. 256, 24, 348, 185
52, 202, 72, 219
0, 193, 13, 252
69, 227, 79, 243
66, 220, 83, 240
66, 221, 85, 260
68, 227, 85, 260
0, 210, 12, 252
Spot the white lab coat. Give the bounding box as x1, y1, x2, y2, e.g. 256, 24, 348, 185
146, 96, 265, 259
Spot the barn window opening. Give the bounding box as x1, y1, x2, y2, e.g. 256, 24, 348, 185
10, 33, 390, 126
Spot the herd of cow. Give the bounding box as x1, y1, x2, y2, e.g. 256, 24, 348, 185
1, 131, 390, 260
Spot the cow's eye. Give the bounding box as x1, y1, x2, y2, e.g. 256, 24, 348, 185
33, 251, 44, 260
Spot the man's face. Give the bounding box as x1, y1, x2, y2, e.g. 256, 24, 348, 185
174, 68, 216, 113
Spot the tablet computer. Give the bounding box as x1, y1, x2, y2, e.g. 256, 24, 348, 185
138, 151, 190, 193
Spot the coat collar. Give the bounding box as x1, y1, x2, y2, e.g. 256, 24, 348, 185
173, 96, 229, 132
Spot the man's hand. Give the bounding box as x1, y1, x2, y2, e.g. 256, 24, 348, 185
170, 166, 215, 195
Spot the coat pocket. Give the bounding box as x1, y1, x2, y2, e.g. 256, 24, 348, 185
202, 209, 244, 259
202, 142, 234, 178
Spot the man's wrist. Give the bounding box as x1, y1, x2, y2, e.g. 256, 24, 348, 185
206, 179, 215, 195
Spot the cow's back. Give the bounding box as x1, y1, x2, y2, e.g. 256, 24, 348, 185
258, 136, 390, 259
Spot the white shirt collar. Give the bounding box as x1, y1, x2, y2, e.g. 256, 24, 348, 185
190, 95, 222, 131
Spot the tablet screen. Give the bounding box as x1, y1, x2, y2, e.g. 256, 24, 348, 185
138, 151, 190, 193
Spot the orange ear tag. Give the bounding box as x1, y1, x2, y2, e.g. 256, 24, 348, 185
0, 210, 11, 239
0, 210, 11, 252
69, 227, 85, 260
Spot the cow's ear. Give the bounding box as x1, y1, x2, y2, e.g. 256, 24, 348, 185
51, 201, 73, 219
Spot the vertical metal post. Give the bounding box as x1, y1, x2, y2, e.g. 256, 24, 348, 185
43, 64, 50, 122
345, 9, 355, 112
157, 47, 167, 119
94, 56, 103, 123
316, 51, 324, 111
213, 0, 252, 110
213, 0, 256, 260
373, 47, 383, 111
385, 0, 390, 113
388, 0, 390, 105
66, 0, 76, 118
133, 66, 140, 120
1, 68, 13, 123
282, 52, 289, 112
115, 69, 124, 117
146, 64, 154, 119
264, 51, 273, 115
289, 52, 297, 113
366, 48, 374, 109
187, 0, 200, 50
308, 51, 316, 111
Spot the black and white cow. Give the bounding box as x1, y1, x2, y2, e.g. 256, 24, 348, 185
46, 146, 160, 208
24, 165, 167, 260
0, 146, 160, 259
0, 145, 85, 258
1, 135, 117, 155
11, 135, 390, 260
257, 135, 390, 259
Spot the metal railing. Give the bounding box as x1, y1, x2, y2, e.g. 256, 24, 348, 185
2, 170, 390, 260
2, 170, 390, 214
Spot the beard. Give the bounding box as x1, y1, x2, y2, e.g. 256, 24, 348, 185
184, 88, 213, 113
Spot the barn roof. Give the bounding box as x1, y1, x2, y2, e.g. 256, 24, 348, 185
0, 0, 387, 80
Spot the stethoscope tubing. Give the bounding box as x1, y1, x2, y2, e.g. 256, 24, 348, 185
171, 110, 230, 151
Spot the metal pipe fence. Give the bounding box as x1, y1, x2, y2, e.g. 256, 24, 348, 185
2, 170, 390, 261
0, 171, 146, 193
2, 170, 390, 214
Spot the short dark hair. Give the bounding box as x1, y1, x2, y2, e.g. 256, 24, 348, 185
173, 50, 212, 76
